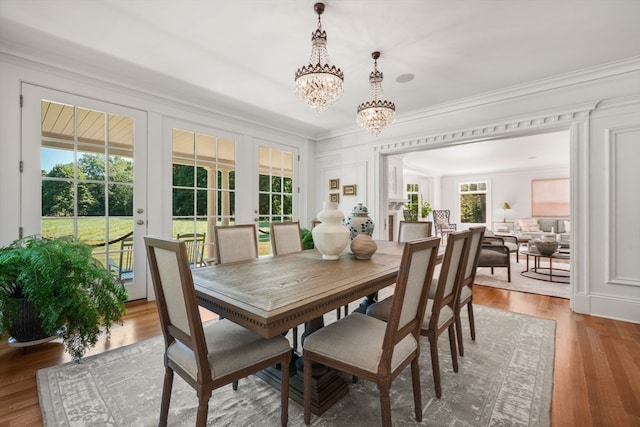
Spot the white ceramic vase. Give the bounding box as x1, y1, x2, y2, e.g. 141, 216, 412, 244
312, 202, 350, 260
345, 203, 375, 240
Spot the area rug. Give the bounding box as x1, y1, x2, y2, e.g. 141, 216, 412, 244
474, 255, 570, 299
37, 305, 555, 426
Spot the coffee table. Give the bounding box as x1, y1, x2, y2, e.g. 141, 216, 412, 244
520, 249, 570, 283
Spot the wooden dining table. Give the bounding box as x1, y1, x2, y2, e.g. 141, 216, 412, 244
191, 241, 414, 338
191, 240, 443, 414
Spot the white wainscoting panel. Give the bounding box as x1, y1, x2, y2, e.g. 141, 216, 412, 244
607, 124, 640, 287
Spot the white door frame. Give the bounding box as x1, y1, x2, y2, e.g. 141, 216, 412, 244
21, 83, 149, 300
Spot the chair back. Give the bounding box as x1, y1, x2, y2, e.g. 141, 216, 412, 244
432, 209, 451, 223
381, 237, 441, 364
213, 224, 258, 264
118, 235, 134, 281
398, 221, 432, 242
144, 237, 211, 382
270, 221, 302, 255
463, 226, 486, 286
428, 230, 471, 327
176, 232, 206, 267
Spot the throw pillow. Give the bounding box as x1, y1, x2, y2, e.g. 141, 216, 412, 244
564, 220, 571, 233
436, 218, 449, 226
518, 218, 540, 232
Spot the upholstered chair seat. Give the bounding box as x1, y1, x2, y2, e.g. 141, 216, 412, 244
167, 319, 291, 380
302, 313, 417, 373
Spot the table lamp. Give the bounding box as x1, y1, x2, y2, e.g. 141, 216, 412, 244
502, 202, 511, 222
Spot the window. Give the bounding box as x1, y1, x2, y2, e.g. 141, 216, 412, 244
459, 181, 487, 223
405, 183, 420, 220
172, 129, 235, 265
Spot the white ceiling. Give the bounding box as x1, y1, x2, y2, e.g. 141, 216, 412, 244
1, 0, 639, 141
401, 130, 570, 176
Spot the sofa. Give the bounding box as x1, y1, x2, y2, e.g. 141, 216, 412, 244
517, 218, 570, 247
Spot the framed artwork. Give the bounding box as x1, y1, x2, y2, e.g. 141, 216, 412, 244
342, 184, 356, 196
329, 179, 340, 190
531, 178, 570, 217
329, 193, 340, 203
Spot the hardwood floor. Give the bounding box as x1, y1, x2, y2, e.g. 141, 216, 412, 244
1, 287, 639, 426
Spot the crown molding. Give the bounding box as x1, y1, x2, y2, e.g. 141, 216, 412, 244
371, 101, 600, 153
318, 56, 640, 142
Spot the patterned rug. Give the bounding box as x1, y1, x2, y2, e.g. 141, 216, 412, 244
37, 305, 555, 426
474, 255, 570, 299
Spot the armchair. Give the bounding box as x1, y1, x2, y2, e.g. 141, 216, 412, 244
432, 209, 457, 237
477, 236, 511, 282
484, 229, 520, 262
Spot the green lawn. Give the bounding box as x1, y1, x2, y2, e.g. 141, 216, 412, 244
42, 218, 273, 257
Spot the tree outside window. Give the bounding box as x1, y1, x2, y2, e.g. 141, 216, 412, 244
459, 181, 487, 223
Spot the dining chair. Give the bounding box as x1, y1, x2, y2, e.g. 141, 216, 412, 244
176, 232, 206, 267
144, 236, 291, 427
270, 221, 302, 255
398, 220, 432, 242
454, 226, 485, 357
302, 237, 441, 426
270, 221, 303, 351
367, 230, 471, 398
213, 224, 258, 264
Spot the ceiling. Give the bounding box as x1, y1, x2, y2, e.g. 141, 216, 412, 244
401, 130, 570, 176
1, 0, 639, 142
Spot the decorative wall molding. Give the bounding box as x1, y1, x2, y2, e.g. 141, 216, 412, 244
606, 124, 640, 287
318, 56, 640, 141
372, 101, 600, 153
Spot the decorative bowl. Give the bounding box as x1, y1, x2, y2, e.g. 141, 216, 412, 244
533, 239, 559, 256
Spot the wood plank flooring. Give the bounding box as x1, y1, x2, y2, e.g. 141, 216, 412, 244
1, 286, 639, 426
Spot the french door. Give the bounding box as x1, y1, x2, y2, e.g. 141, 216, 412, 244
20, 84, 148, 300
255, 142, 298, 256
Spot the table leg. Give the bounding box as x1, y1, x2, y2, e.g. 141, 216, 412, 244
263, 314, 348, 416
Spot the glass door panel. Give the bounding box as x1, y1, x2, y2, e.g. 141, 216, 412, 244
257, 145, 296, 255
172, 128, 236, 266
22, 84, 148, 300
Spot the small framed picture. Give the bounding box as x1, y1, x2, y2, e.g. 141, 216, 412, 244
329, 193, 340, 203
342, 184, 356, 196
329, 179, 340, 190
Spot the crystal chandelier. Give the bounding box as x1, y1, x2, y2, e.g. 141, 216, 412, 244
294, 2, 344, 112
357, 51, 396, 135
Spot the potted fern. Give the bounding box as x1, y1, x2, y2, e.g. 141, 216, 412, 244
0, 235, 128, 361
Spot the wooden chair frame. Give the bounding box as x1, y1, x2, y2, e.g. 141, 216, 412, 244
144, 236, 291, 427
454, 226, 485, 356
303, 237, 441, 426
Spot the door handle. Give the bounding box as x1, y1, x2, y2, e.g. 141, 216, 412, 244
136, 219, 145, 225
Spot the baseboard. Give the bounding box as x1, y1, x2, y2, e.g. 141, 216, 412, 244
573, 293, 640, 324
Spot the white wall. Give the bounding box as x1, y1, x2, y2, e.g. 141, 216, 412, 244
313, 58, 640, 324
438, 166, 570, 230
